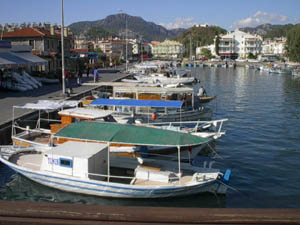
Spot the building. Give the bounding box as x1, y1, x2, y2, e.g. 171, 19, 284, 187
217, 29, 262, 59
0, 40, 47, 70
196, 44, 216, 59
151, 40, 184, 59
93, 38, 132, 62
2, 26, 73, 74
262, 37, 286, 57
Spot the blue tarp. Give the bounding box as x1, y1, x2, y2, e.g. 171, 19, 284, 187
0, 52, 30, 65
91, 98, 183, 108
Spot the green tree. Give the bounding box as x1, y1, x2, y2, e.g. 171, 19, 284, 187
201, 48, 212, 59
286, 24, 300, 62
248, 52, 257, 59
215, 35, 220, 56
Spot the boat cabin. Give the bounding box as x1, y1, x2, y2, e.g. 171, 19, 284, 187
111, 86, 195, 112
41, 142, 108, 181
50, 108, 116, 134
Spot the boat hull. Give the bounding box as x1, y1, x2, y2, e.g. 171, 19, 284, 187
0, 156, 227, 199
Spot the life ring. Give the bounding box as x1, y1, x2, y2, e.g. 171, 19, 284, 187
152, 113, 157, 120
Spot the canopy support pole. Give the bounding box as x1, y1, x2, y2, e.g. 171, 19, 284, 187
107, 142, 110, 182
177, 146, 181, 184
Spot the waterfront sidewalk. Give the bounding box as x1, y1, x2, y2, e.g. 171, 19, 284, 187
0, 71, 128, 126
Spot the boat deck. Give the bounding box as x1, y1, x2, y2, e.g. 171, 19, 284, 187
10, 152, 42, 171
133, 175, 193, 186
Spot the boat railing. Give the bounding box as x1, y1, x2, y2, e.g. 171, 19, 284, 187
12, 118, 61, 133
147, 119, 228, 135
13, 123, 52, 135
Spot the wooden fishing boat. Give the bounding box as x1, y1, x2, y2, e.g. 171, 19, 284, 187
198, 95, 216, 104
0, 121, 231, 198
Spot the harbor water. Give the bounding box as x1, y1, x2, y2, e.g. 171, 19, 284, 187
1, 66, 300, 208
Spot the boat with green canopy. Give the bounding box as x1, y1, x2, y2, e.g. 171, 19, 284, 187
0, 121, 231, 198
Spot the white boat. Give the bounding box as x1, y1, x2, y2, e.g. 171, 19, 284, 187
0, 79, 29, 92
132, 73, 195, 85
34, 77, 60, 84
12, 101, 223, 160
0, 122, 231, 198
22, 70, 42, 87
11, 100, 80, 148
96, 85, 212, 122
292, 68, 300, 77
11, 72, 34, 90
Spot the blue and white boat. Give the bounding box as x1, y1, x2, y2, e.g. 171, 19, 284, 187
0, 121, 231, 198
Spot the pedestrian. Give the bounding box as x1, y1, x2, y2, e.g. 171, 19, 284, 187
86, 67, 90, 78
77, 68, 82, 86
93, 68, 99, 83
65, 69, 69, 88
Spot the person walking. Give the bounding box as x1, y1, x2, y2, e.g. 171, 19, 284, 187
86, 66, 90, 78
93, 67, 99, 83
65, 70, 69, 89
77, 68, 82, 86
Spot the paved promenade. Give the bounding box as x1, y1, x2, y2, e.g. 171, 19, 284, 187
0, 71, 129, 126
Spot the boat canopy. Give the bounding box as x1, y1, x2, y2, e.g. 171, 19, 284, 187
58, 108, 114, 119
91, 99, 183, 108
14, 100, 79, 111
54, 121, 210, 147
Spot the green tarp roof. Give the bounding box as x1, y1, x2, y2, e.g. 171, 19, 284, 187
54, 121, 210, 147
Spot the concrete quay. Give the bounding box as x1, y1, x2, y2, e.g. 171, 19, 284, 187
0, 71, 129, 145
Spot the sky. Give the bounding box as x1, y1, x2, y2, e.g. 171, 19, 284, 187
1, 0, 300, 30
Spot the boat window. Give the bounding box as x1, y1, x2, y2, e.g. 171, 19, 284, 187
59, 158, 73, 168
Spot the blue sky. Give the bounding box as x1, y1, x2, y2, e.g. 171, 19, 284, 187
1, 0, 300, 30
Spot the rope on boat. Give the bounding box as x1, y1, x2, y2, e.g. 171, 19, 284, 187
207, 142, 224, 160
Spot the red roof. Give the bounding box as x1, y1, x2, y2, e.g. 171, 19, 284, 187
70, 48, 89, 53
2, 27, 66, 39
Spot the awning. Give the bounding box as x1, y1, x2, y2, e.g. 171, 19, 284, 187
54, 121, 210, 147
12, 52, 48, 65
14, 100, 79, 112
91, 99, 183, 108
0, 52, 29, 65
0, 54, 15, 65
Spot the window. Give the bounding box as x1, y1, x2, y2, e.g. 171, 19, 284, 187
29, 40, 35, 48
59, 158, 73, 168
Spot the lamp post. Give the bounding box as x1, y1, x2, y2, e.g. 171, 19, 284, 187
118, 9, 128, 72
61, 0, 66, 94
125, 16, 128, 72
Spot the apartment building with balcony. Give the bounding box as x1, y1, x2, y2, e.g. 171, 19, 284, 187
94, 38, 132, 61
217, 29, 262, 59
151, 40, 184, 59
262, 37, 286, 56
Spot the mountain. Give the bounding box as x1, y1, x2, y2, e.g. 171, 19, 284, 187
240, 23, 297, 38
68, 13, 186, 41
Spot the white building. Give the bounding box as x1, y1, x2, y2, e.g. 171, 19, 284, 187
151, 40, 184, 59
217, 29, 262, 59
262, 37, 286, 56
196, 44, 216, 58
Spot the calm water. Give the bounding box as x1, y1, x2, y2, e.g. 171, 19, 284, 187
1, 66, 300, 208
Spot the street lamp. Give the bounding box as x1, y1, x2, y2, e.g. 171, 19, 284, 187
61, 0, 65, 94
118, 9, 128, 72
